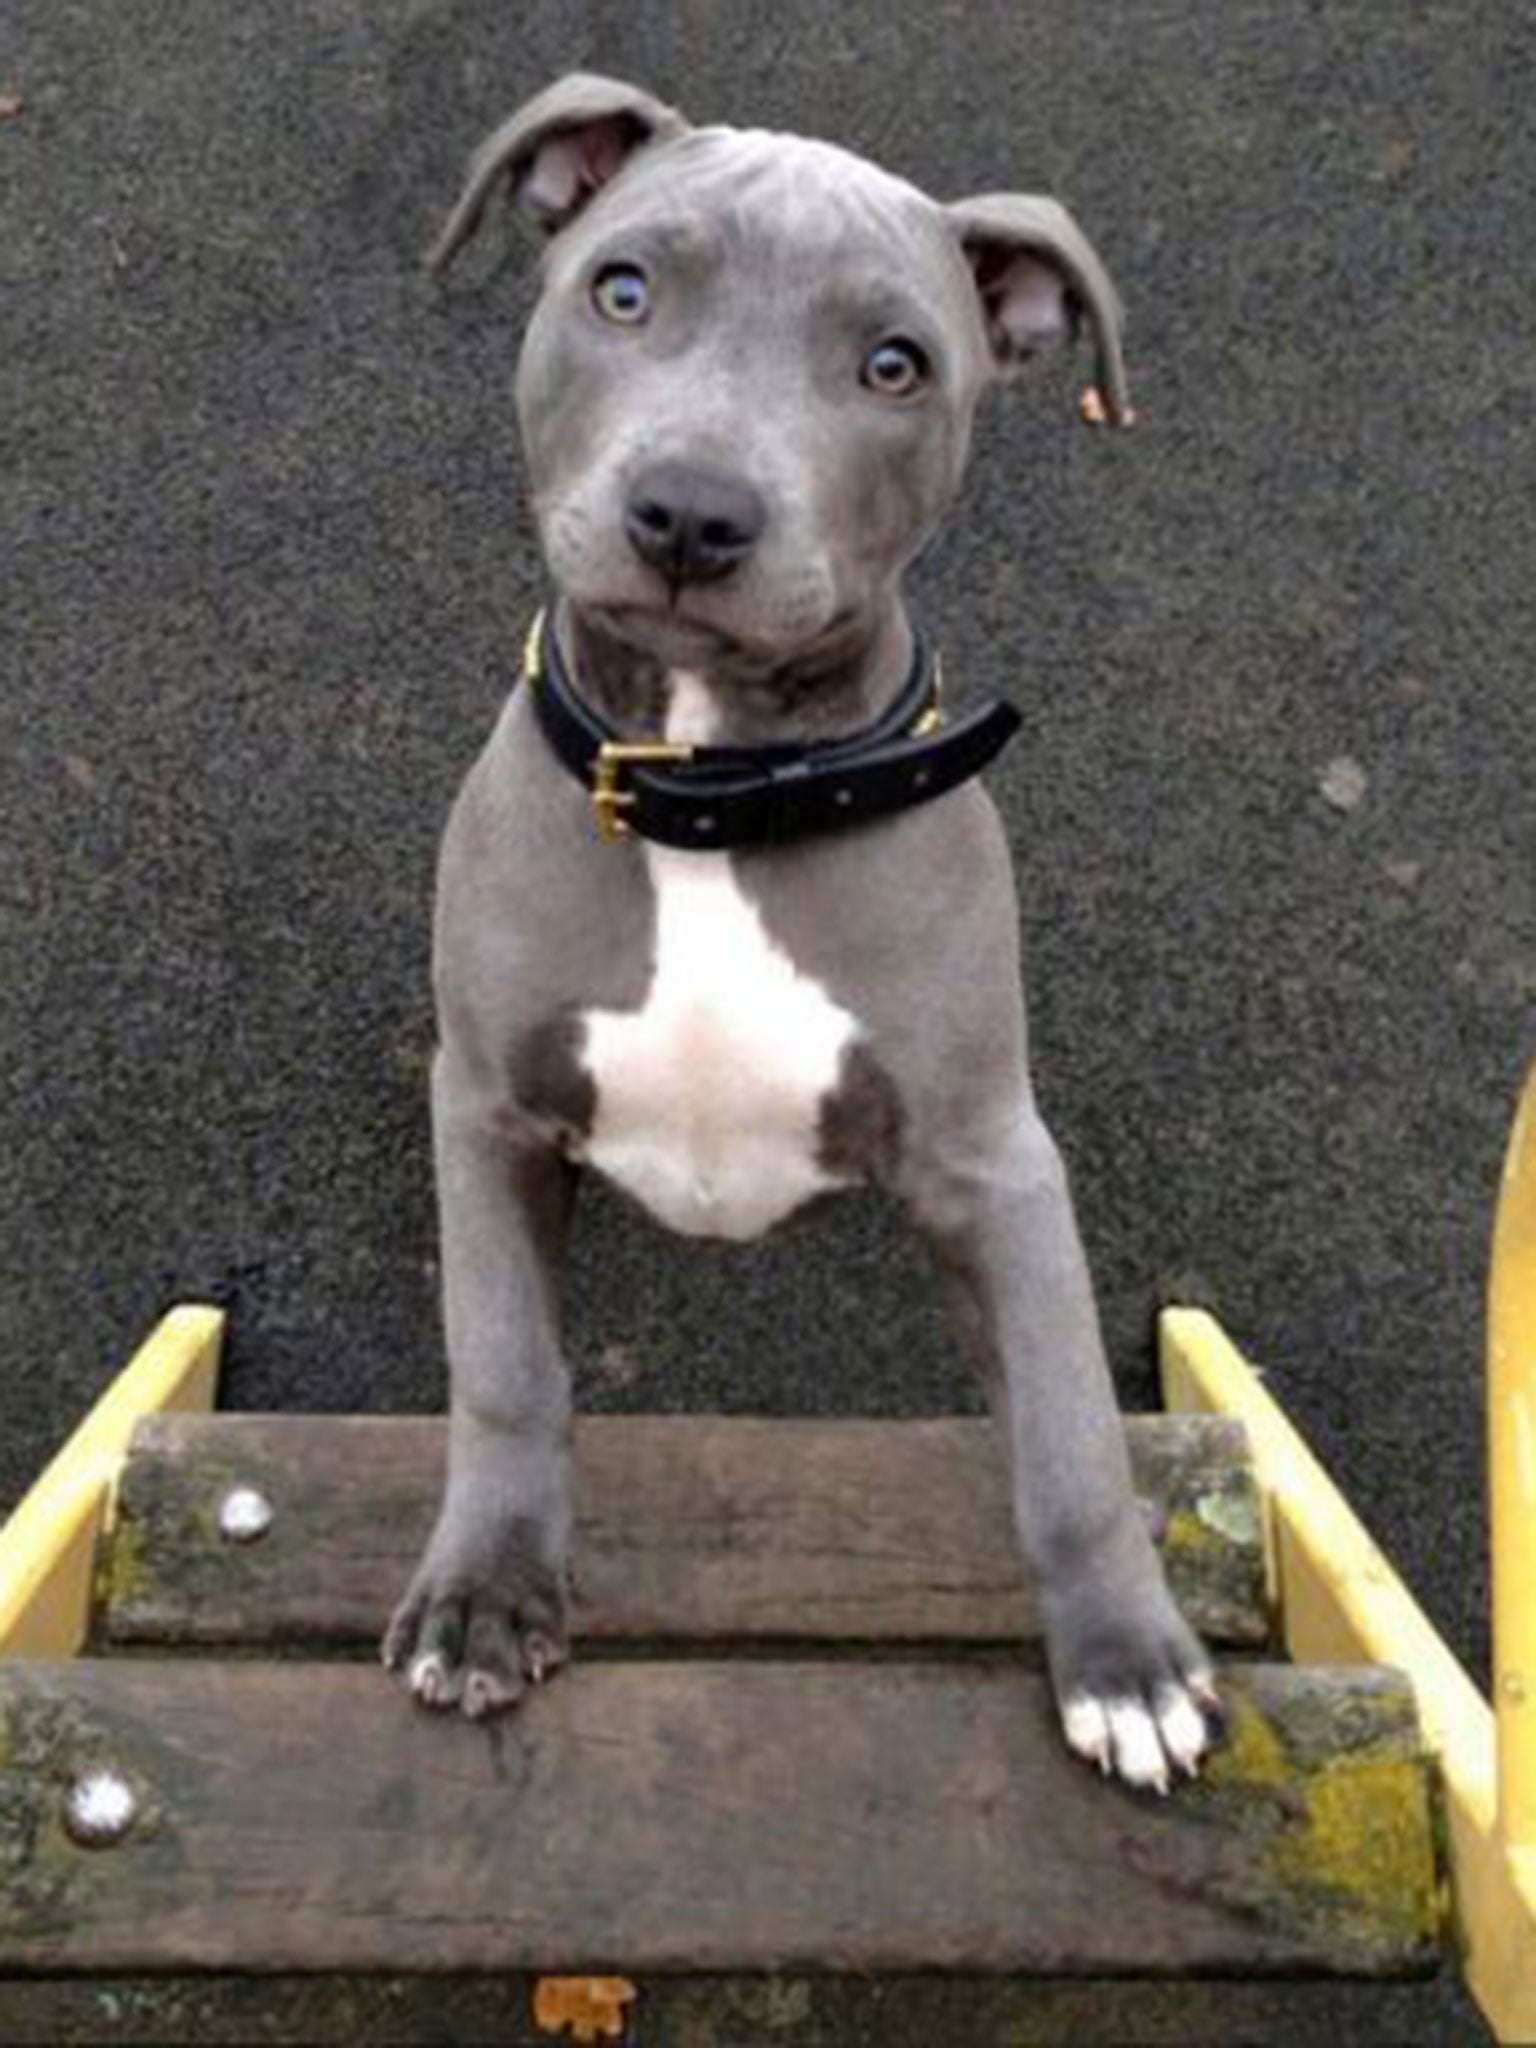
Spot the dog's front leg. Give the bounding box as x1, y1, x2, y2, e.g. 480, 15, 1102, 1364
384, 1048, 575, 1717
911, 1100, 1218, 1791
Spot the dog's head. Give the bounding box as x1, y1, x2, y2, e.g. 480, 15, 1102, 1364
430, 74, 1129, 675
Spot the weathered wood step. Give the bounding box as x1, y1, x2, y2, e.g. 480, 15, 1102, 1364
0, 1659, 1438, 1977
99, 1413, 1269, 1649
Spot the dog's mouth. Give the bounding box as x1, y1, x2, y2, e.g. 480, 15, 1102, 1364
584, 589, 879, 692
591, 597, 755, 666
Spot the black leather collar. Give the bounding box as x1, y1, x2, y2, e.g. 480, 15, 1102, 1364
526, 610, 1021, 850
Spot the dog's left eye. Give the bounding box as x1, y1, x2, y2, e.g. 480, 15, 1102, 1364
862, 338, 930, 398
592, 263, 651, 325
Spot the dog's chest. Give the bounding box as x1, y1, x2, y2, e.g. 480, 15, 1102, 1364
577, 843, 858, 1239
574, 674, 859, 1241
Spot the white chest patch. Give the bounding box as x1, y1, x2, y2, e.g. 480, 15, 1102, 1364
577, 675, 860, 1240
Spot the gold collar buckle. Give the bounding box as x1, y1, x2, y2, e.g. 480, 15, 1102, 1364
909, 651, 946, 738
523, 608, 547, 685
591, 740, 696, 843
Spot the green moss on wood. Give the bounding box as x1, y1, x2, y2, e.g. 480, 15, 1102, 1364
1164, 1507, 1226, 1561
1194, 1486, 1264, 1551
94, 1516, 150, 1624
0, 1688, 176, 1946
1205, 1686, 1293, 1791
1159, 1485, 1269, 1646
1202, 1685, 1440, 1966
1278, 1749, 1440, 1952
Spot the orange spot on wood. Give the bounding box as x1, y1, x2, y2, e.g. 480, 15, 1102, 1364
533, 1976, 637, 2043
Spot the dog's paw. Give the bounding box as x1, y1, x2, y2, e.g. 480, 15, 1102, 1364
1045, 1574, 1221, 1793
382, 1531, 569, 1719
1059, 1671, 1221, 1794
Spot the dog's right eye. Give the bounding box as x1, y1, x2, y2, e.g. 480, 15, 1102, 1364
861, 337, 931, 399
591, 264, 651, 326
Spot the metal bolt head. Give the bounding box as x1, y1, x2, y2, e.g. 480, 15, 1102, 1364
218, 1484, 274, 1544
63, 1767, 138, 1848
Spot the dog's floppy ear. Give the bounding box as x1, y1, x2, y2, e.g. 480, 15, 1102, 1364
947, 194, 1132, 428
426, 73, 690, 275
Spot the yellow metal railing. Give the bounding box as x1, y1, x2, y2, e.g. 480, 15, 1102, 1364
1492, 1058, 1536, 1861
0, 1305, 225, 1658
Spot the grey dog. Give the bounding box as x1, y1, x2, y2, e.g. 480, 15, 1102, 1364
383, 73, 1218, 1792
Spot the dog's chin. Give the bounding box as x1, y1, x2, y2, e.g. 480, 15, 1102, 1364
597, 604, 743, 666
582, 597, 826, 675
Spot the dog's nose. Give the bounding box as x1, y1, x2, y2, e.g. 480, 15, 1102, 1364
624, 464, 766, 586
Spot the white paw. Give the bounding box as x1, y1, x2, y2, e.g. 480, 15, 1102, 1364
1061, 1677, 1218, 1792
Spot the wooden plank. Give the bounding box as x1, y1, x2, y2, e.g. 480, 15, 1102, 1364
0, 1308, 225, 1659
0, 1658, 1439, 1977
100, 1414, 1268, 1650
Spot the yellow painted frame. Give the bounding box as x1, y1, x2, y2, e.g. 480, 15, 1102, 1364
1162, 1057, 1536, 2047
1491, 1060, 1536, 1855
0, 1305, 225, 1658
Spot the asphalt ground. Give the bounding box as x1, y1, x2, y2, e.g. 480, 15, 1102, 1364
3, 3, 1533, 2039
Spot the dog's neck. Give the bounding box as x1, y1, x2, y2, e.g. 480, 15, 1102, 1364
555, 600, 917, 750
